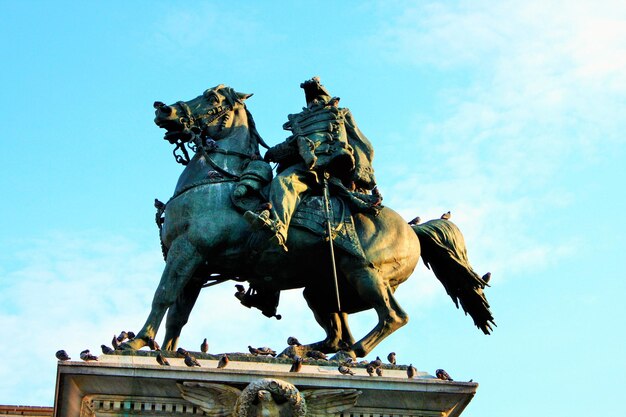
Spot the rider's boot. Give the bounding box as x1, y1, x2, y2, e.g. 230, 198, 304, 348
244, 210, 288, 252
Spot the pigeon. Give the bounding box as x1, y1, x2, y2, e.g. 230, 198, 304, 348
127, 331, 136, 340
55, 350, 71, 361
387, 352, 396, 365
436, 369, 453, 381
248, 346, 276, 357
111, 335, 119, 350
371, 356, 383, 368
440, 211, 451, 220
148, 338, 160, 351
408, 216, 421, 226
306, 350, 328, 360
184, 353, 201, 367
201, 338, 209, 353
366, 364, 375, 376
338, 365, 355, 376
101, 345, 114, 354
156, 353, 170, 366
176, 347, 189, 358
80, 349, 98, 361
482, 272, 491, 284
407, 364, 417, 379
376, 367, 383, 377
289, 356, 303, 373
342, 358, 355, 367
217, 354, 229, 369
116, 331, 129, 343
287, 336, 302, 346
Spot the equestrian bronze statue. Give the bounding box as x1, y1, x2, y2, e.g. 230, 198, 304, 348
122, 80, 495, 357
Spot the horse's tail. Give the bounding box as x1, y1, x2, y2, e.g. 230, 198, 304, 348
412, 219, 496, 334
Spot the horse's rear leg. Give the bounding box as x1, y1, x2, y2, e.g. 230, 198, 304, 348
347, 269, 409, 357
303, 289, 354, 353
123, 238, 204, 350
162, 276, 204, 351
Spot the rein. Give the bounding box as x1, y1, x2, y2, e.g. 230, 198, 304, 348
167, 176, 238, 204
164, 99, 259, 204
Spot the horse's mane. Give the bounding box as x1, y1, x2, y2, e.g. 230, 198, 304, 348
218, 85, 270, 153
245, 107, 270, 151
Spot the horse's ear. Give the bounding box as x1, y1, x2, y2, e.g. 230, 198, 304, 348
236, 92, 253, 102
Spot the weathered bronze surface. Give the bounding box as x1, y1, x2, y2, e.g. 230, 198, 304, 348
123, 80, 495, 357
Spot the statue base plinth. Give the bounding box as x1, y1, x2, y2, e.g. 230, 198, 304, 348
54, 353, 477, 417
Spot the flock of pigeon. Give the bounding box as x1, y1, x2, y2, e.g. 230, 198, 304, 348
55, 332, 458, 382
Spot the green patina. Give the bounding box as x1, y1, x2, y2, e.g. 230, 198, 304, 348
124, 79, 494, 358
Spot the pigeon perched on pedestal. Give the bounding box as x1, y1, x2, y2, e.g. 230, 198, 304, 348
306, 350, 328, 360
338, 365, 355, 376
376, 367, 383, 377
55, 350, 71, 361
290, 356, 303, 373
156, 353, 170, 366
184, 353, 201, 367
101, 345, 114, 354
366, 364, 375, 376
436, 369, 453, 381
407, 364, 417, 379
371, 356, 383, 368
287, 336, 302, 346
248, 346, 276, 356
217, 354, 229, 369
176, 347, 189, 358
80, 350, 98, 361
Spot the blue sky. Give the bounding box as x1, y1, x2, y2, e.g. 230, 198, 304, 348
1, 1, 625, 416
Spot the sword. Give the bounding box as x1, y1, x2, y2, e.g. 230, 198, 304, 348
322, 173, 341, 312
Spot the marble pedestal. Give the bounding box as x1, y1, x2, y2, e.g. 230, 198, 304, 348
54, 353, 477, 417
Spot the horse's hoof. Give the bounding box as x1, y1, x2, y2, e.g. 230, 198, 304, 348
118, 337, 147, 351
351, 343, 366, 358
117, 342, 135, 351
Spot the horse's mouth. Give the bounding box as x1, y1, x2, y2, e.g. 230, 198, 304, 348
206, 105, 226, 116
163, 129, 190, 144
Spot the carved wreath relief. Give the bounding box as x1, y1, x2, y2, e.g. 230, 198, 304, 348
178, 378, 361, 417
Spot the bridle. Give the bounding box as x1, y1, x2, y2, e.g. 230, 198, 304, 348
167, 97, 260, 201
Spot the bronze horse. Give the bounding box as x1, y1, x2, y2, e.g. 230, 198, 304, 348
123, 85, 494, 357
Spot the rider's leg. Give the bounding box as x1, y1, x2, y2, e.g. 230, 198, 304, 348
244, 164, 315, 249
267, 165, 315, 242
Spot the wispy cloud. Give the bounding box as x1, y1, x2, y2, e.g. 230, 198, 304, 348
0, 232, 163, 404
368, 0, 626, 279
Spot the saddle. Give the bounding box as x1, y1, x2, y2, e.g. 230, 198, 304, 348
232, 175, 380, 261
290, 194, 366, 260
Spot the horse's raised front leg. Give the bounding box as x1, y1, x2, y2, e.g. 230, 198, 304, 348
346, 268, 409, 357
122, 238, 204, 350
162, 276, 204, 351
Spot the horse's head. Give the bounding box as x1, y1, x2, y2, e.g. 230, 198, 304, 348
153, 84, 258, 146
